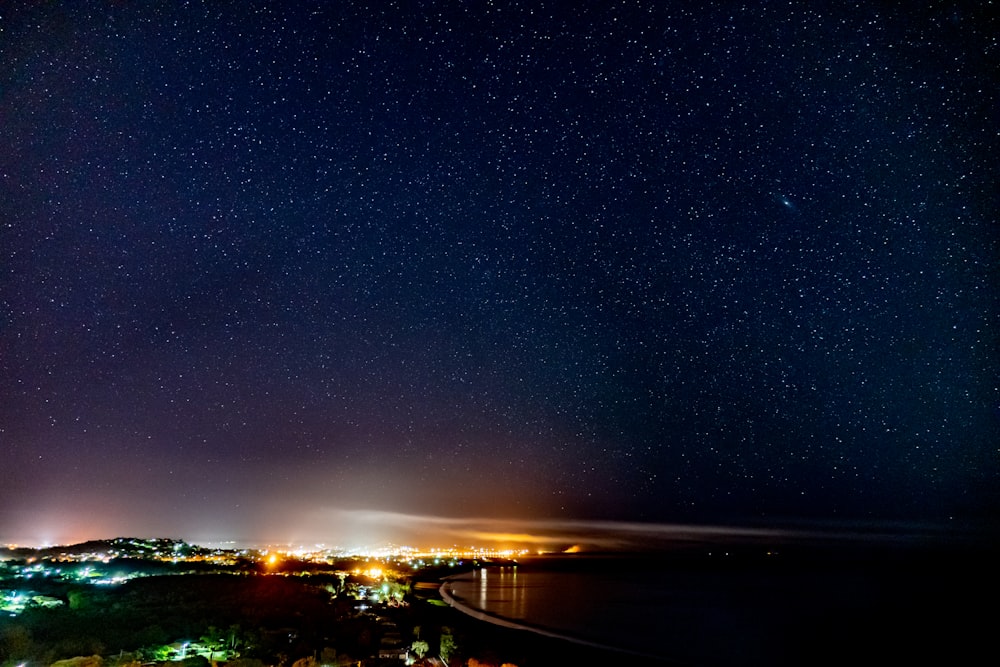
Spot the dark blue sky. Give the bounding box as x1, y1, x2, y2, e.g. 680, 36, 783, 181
1, 1, 996, 547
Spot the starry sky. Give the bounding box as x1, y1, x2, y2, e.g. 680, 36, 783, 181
1, 1, 997, 548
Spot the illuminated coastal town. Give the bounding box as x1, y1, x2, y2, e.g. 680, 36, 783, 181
0, 537, 549, 667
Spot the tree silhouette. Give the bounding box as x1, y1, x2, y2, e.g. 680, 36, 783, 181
439, 628, 457, 664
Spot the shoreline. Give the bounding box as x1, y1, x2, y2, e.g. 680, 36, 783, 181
438, 574, 680, 665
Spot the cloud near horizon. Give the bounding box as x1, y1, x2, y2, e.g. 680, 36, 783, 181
3, 504, 962, 551
257, 508, 928, 552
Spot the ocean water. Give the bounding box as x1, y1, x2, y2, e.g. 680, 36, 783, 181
441, 552, 988, 666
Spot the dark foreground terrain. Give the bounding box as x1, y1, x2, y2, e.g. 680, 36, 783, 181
2, 535, 996, 667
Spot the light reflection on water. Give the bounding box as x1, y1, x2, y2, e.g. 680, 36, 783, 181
452, 566, 680, 656
471, 566, 526, 621
443, 560, 960, 665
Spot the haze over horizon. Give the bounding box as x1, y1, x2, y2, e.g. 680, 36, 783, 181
2, 3, 996, 550
2, 509, 974, 555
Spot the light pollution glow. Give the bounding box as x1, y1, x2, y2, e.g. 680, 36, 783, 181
2, 508, 952, 553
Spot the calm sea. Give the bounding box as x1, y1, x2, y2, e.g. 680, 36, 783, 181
441, 550, 989, 666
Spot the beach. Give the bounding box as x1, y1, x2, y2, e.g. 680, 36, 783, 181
439, 572, 672, 662
437, 548, 994, 666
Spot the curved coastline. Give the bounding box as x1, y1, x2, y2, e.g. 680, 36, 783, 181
438, 574, 677, 664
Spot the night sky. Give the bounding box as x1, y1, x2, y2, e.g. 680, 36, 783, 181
2, 1, 997, 548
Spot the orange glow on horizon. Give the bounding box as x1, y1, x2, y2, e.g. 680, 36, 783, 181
463, 531, 555, 545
